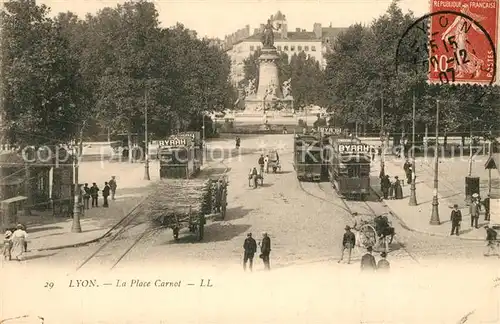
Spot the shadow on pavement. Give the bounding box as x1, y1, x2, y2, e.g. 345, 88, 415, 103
225, 206, 252, 221
162, 224, 251, 244
260, 183, 273, 188
22, 252, 57, 261
23, 226, 64, 234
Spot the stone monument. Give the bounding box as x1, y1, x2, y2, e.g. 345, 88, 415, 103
243, 19, 294, 114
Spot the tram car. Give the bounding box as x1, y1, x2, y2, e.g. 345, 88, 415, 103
328, 137, 372, 199
293, 133, 322, 181
158, 135, 200, 179
178, 131, 203, 171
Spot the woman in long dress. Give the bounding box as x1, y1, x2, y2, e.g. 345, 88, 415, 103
10, 224, 28, 261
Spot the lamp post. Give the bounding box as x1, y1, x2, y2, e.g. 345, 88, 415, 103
380, 90, 385, 175
409, 91, 417, 206
430, 99, 440, 225
71, 122, 85, 233
144, 86, 150, 181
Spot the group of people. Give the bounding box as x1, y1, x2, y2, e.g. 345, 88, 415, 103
81, 176, 117, 209
3, 224, 28, 261
380, 175, 403, 200
243, 232, 271, 271
338, 225, 390, 271
450, 193, 492, 235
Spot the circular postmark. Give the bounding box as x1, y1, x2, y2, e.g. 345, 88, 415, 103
395, 10, 497, 86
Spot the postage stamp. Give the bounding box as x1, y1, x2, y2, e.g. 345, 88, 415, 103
429, 0, 499, 84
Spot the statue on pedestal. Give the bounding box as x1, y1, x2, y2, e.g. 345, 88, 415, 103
282, 78, 292, 98
261, 19, 281, 48
245, 79, 256, 97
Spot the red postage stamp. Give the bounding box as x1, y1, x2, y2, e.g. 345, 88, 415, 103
429, 0, 498, 85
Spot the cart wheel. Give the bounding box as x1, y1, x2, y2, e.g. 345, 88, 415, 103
173, 228, 179, 241
359, 224, 378, 248
195, 224, 204, 241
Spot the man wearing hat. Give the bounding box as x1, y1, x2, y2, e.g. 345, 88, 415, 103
3, 230, 12, 261
243, 233, 257, 271
450, 204, 462, 236
483, 194, 491, 221
259, 232, 271, 270
338, 225, 356, 264
360, 246, 377, 271
470, 193, 480, 228
484, 225, 499, 257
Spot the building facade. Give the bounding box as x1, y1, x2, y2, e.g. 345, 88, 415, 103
224, 11, 346, 85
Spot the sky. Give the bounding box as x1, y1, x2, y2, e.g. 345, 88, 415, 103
33, 0, 429, 39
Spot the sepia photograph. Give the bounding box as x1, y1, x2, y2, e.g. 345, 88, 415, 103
0, 0, 499, 322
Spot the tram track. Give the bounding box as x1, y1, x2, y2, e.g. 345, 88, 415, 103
296, 177, 420, 264
74, 158, 230, 272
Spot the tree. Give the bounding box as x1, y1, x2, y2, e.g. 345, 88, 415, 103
1, 0, 84, 147
289, 52, 326, 108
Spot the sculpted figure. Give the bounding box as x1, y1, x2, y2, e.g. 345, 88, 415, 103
282, 78, 292, 97
261, 19, 280, 48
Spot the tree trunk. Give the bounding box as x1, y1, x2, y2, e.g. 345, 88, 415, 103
24, 162, 32, 215
107, 128, 111, 143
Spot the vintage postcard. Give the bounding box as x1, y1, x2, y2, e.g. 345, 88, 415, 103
1, 0, 500, 323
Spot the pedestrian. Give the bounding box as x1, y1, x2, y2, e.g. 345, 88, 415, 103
21, 224, 28, 252
484, 194, 491, 221
235, 137, 241, 149
259, 232, 271, 270
90, 182, 100, 207
109, 176, 117, 200
243, 233, 257, 271
484, 225, 499, 257
360, 246, 377, 271
258, 155, 265, 174
371, 147, 375, 161
393, 176, 403, 199
377, 252, 390, 271
338, 225, 356, 264
83, 183, 91, 209
283, 126, 288, 134
102, 182, 110, 207
470, 195, 480, 228
3, 230, 12, 261
380, 175, 391, 199
10, 224, 28, 261
264, 155, 269, 173
450, 204, 462, 236
403, 159, 411, 175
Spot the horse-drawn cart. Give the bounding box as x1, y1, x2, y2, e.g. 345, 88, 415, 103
355, 214, 395, 251
147, 176, 228, 241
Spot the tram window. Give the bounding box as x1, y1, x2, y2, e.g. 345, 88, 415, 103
360, 164, 370, 176
348, 165, 361, 178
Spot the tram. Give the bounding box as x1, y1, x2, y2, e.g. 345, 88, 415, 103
328, 137, 372, 199
293, 133, 322, 181
178, 131, 203, 171
158, 135, 199, 179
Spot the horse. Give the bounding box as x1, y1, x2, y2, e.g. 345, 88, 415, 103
374, 215, 395, 244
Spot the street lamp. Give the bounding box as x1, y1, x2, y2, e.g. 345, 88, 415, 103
430, 99, 441, 225
380, 90, 385, 176
409, 91, 417, 206
72, 122, 85, 233
144, 86, 150, 181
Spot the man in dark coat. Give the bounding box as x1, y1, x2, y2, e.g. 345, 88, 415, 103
260, 232, 271, 270
83, 183, 91, 209
484, 194, 491, 221
243, 233, 257, 271
109, 176, 117, 200
338, 225, 356, 264
258, 155, 265, 174
102, 182, 110, 208
380, 175, 391, 199
360, 246, 377, 271
450, 204, 462, 236
484, 225, 499, 257
90, 183, 99, 207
